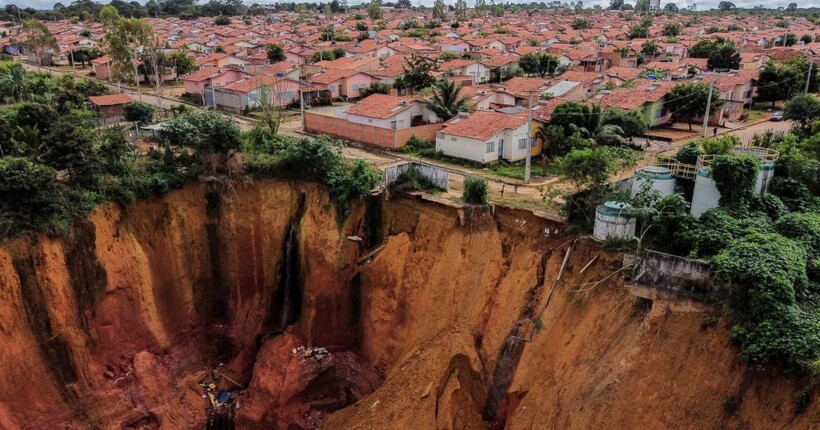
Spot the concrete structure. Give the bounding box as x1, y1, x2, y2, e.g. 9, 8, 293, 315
384, 162, 450, 191
691, 167, 720, 218
593, 201, 636, 241
631, 166, 676, 197
632, 250, 715, 300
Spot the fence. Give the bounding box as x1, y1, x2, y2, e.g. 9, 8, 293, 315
384, 162, 450, 191
632, 250, 715, 300
304, 112, 442, 150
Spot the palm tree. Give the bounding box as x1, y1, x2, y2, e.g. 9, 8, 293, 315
0, 62, 29, 102
424, 79, 470, 120
10, 125, 41, 156
569, 103, 626, 146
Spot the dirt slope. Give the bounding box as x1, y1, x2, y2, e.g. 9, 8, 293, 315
0, 181, 816, 429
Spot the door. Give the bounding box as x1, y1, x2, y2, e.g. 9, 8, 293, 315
497, 139, 504, 158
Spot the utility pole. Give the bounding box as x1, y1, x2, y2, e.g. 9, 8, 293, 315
525, 91, 533, 184
805, 54, 814, 94
299, 74, 306, 131
701, 76, 715, 138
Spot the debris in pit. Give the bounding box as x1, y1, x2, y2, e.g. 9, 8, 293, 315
292, 346, 331, 361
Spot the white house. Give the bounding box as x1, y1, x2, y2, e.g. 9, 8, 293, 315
435, 111, 532, 163
438, 59, 491, 84
338, 93, 439, 129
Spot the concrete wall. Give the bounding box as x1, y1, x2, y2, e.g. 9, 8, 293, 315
384, 162, 450, 191
633, 250, 715, 300
305, 112, 441, 149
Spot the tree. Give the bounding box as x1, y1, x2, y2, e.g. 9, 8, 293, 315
367, 2, 382, 19
0, 62, 29, 102
571, 18, 589, 30
0, 157, 61, 231
168, 51, 195, 79
784, 94, 820, 132
757, 61, 797, 107
39, 111, 97, 184
641, 40, 661, 57
689, 38, 723, 58
123, 101, 155, 125
717, 1, 736, 10
629, 24, 649, 39
432, 0, 446, 19
707, 42, 740, 70
402, 56, 434, 90
662, 23, 681, 37
556, 146, 638, 191
266, 43, 286, 63
214, 15, 231, 25
634, 0, 649, 12
21, 20, 58, 66
787, 2, 798, 11
664, 3, 679, 11
424, 79, 470, 120
801, 34, 813, 45
609, 0, 624, 9
667, 82, 724, 131
602, 108, 648, 138
359, 82, 392, 98
550, 102, 627, 146
517, 52, 559, 77
158, 110, 241, 155
536, 125, 591, 159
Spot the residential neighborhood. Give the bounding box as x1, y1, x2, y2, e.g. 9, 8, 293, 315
0, 2, 817, 169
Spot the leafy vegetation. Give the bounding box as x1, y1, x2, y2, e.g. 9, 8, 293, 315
463, 176, 489, 205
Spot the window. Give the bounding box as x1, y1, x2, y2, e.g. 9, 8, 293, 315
451, 137, 457, 142
531, 137, 537, 147
518, 138, 527, 150
654, 109, 664, 119
486, 141, 495, 153
276, 91, 294, 101
743, 90, 751, 98
436, 132, 444, 140
329, 85, 336, 92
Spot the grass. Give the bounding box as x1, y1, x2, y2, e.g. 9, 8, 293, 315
745, 110, 766, 122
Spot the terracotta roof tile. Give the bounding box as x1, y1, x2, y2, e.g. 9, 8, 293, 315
439, 110, 528, 140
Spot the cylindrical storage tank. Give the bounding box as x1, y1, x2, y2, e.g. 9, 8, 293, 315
691, 167, 720, 218
756, 164, 775, 193
631, 166, 676, 197
593, 201, 636, 241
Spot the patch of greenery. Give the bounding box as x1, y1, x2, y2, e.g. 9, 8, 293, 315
463, 176, 489, 205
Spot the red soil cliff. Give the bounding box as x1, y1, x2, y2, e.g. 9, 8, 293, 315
0, 180, 815, 429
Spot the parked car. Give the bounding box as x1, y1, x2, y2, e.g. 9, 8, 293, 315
771, 111, 784, 121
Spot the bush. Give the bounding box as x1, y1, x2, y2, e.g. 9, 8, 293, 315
388, 165, 437, 195
463, 176, 488, 204
0, 157, 61, 235
123, 101, 155, 125
675, 142, 703, 165
711, 154, 760, 209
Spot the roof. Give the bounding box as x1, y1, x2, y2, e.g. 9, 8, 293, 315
89, 94, 132, 106
345, 94, 415, 119
439, 111, 528, 140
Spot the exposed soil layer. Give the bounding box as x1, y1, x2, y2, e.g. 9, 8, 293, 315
0, 180, 817, 429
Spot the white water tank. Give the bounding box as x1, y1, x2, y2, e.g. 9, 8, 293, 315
756, 163, 775, 193
691, 167, 720, 218
593, 201, 636, 241
631, 166, 676, 197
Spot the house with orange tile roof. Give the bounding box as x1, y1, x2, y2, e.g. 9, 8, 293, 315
309, 69, 374, 99
89, 94, 133, 124
209, 75, 302, 113
183, 66, 251, 98
338, 93, 439, 129
435, 110, 534, 163
596, 80, 674, 128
